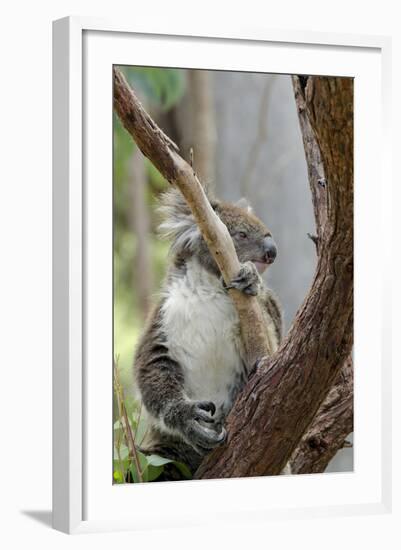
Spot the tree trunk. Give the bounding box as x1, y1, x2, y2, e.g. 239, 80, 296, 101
196, 76, 353, 479
289, 355, 353, 473
287, 76, 354, 473
113, 69, 354, 479
188, 70, 217, 186
173, 70, 217, 189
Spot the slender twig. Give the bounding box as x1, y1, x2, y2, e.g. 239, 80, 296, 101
133, 400, 142, 443
307, 232, 319, 250
115, 430, 125, 482
113, 360, 143, 482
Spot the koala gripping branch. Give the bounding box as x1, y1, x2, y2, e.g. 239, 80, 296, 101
113, 69, 354, 478
114, 67, 273, 363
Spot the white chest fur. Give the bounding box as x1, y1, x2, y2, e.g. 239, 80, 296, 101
161, 259, 245, 414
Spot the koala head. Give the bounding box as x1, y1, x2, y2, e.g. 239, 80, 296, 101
158, 189, 277, 276
214, 198, 277, 274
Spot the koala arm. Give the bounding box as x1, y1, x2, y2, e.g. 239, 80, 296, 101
226, 261, 283, 349
259, 288, 283, 347
134, 306, 226, 453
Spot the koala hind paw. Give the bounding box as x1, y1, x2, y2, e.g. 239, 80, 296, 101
182, 400, 227, 453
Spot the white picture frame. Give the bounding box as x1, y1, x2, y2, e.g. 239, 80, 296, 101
52, 16, 392, 534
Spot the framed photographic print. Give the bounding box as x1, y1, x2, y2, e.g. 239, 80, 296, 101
52, 17, 392, 534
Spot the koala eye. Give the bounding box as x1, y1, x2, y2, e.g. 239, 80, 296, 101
238, 231, 248, 239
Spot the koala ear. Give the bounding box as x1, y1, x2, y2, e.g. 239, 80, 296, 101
235, 197, 253, 213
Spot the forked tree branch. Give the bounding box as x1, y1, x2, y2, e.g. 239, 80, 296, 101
289, 355, 353, 473
287, 76, 354, 473
113, 69, 353, 478
196, 75, 353, 478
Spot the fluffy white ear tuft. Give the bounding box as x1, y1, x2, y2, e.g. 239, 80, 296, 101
157, 188, 201, 254
235, 197, 253, 213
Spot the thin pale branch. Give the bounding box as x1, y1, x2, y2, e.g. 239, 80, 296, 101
113, 361, 143, 482
114, 67, 274, 364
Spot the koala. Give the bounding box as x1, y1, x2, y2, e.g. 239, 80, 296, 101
133, 188, 283, 475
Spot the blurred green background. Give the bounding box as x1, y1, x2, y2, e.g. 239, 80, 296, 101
114, 66, 187, 391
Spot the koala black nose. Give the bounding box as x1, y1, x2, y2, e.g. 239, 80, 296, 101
263, 236, 277, 263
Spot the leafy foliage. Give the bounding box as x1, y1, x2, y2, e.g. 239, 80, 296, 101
113, 379, 192, 483
120, 66, 186, 111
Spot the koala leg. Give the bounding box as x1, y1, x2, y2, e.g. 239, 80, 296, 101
137, 353, 226, 454
164, 399, 227, 454
225, 261, 262, 296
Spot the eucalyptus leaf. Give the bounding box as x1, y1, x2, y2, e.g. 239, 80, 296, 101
129, 453, 153, 483
113, 443, 129, 460
130, 462, 140, 483
145, 454, 174, 467
113, 470, 124, 483
145, 464, 165, 482
173, 461, 192, 479
134, 413, 149, 446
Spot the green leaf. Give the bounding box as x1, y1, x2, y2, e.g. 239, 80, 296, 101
138, 451, 149, 470
145, 454, 174, 467
174, 461, 192, 479
145, 464, 165, 482
113, 470, 124, 483
129, 462, 140, 483
145, 454, 192, 480
123, 451, 193, 482
134, 414, 149, 446
130, 455, 149, 483
113, 443, 129, 460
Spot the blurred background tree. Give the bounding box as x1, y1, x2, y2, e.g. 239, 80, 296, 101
113, 65, 352, 476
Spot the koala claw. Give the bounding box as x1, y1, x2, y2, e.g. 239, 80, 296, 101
195, 400, 216, 416
191, 401, 216, 425
194, 406, 215, 424
188, 423, 227, 453
226, 261, 262, 296
181, 400, 226, 452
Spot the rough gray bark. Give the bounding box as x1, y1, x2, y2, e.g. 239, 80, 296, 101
287, 76, 354, 473
289, 355, 353, 473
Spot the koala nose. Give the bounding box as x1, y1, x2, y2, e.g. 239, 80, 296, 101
263, 236, 277, 263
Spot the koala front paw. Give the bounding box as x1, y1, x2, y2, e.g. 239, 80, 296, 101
226, 261, 262, 296
172, 400, 227, 453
